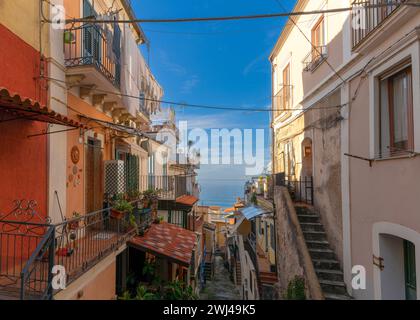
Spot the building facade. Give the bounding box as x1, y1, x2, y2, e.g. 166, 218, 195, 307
270, 0, 420, 300
0, 0, 201, 300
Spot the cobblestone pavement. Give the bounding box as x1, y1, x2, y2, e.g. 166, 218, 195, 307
200, 255, 241, 300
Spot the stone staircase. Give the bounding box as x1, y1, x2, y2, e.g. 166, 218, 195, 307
235, 261, 242, 286
295, 205, 351, 300
204, 261, 213, 280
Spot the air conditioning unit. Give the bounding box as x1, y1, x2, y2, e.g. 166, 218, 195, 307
104, 160, 126, 196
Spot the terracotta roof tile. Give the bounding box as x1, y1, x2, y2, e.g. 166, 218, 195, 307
0, 87, 88, 129
176, 195, 199, 206
128, 222, 197, 266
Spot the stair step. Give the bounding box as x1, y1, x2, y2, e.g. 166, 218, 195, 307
300, 222, 324, 232
306, 240, 330, 250
297, 214, 320, 223
324, 292, 352, 300
316, 269, 344, 282
319, 279, 347, 295
295, 206, 317, 215
309, 248, 335, 260
302, 230, 327, 241
312, 258, 341, 270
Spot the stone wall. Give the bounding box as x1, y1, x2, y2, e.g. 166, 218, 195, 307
273, 186, 323, 299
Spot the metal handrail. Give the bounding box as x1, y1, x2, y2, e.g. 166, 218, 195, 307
20, 225, 55, 300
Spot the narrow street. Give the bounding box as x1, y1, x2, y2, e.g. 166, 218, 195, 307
200, 256, 240, 300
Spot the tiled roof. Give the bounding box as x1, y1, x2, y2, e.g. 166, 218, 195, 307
0, 87, 88, 129
176, 195, 199, 206
128, 222, 197, 266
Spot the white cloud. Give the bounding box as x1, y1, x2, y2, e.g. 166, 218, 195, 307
180, 75, 200, 94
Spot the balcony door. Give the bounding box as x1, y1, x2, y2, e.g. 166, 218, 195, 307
85, 137, 103, 213
83, 0, 101, 64
311, 16, 324, 62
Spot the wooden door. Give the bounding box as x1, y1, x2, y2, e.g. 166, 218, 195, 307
85, 138, 103, 213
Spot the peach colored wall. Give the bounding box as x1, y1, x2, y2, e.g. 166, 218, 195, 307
63, 260, 116, 300
66, 93, 114, 217
347, 10, 420, 299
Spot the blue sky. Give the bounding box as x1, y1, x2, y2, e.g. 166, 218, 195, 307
132, 0, 296, 207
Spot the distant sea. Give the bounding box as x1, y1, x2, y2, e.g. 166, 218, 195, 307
197, 179, 246, 210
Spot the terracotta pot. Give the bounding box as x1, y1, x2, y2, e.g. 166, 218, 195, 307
68, 221, 79, 230
111, 209, 126, 220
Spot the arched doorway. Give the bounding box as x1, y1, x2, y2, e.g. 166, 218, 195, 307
373, 222, 420, 300
301, 138, 313, 178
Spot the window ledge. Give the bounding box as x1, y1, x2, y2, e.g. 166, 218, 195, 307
373, 153, 418, 162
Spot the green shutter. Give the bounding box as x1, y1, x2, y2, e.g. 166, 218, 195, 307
404, 240, 417, 300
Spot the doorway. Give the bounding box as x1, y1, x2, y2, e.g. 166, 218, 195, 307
85, 137, 103, 213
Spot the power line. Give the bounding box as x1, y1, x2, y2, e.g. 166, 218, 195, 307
43, 2, 417, 25
273, 0, 346, 85
141, 12, 345, 36
42, 76, 346, 112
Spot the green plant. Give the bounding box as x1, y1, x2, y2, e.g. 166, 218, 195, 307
142, 260, 156, 278
127, 190, 141, 201
154, 216, 164, 224
163, 281, 198, 300
129, 212, 139, 234
119, 291, 133, 300
113, 198, 134, 214
285, 275, 306, 300
250, 192, 257, 205
135, 285, 156, 300
142, 189, 161, 201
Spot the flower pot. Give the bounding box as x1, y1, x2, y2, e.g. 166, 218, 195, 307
111, 209, 126, 220
68, 221, 79, 230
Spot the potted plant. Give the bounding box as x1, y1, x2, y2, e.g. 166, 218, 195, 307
111, 198, 134, 220
154, 216, 164, 224
68, 212, 81, 230
141, 189, 160, 209
127, 190, 141, 202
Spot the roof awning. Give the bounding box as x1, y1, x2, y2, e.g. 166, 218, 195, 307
0, 87, 87, 128
240, 206, 269, 220
128, 222, 197, 267
176, 195, 199, 207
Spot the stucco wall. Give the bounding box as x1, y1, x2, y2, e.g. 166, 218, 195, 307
55, 252, 118, 300
273, 186, 323, 299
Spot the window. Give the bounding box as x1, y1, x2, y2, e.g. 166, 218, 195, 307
378, 66, 413, 157
311, 16, 325, 62
282, 64, 291, 110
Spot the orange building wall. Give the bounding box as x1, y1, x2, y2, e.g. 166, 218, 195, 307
0, 23, 48, 217
66, 93, 114, 217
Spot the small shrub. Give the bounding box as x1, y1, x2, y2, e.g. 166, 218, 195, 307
285, 275, 306, 300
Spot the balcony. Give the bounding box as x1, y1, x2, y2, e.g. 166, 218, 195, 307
139, 175, 188, 200
273, 86, 292, 120
64, 24, 120, 89
302, 46, 328, 72
351, 0, 406, 49
0, 201, 147, 300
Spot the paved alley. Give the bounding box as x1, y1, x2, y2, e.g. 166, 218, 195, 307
200, 255, 241, 300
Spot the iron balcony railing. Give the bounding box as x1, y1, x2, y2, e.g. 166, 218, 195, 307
64, 24, 121, 88
351, 0, 406, 48
140, 175, 189, 200
0, 219, 54, 300
303, 45, 328, 72
0, 201, 152, 300
273, 86, 292, 119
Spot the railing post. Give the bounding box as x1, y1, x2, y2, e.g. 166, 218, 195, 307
47, 227, 56, 299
